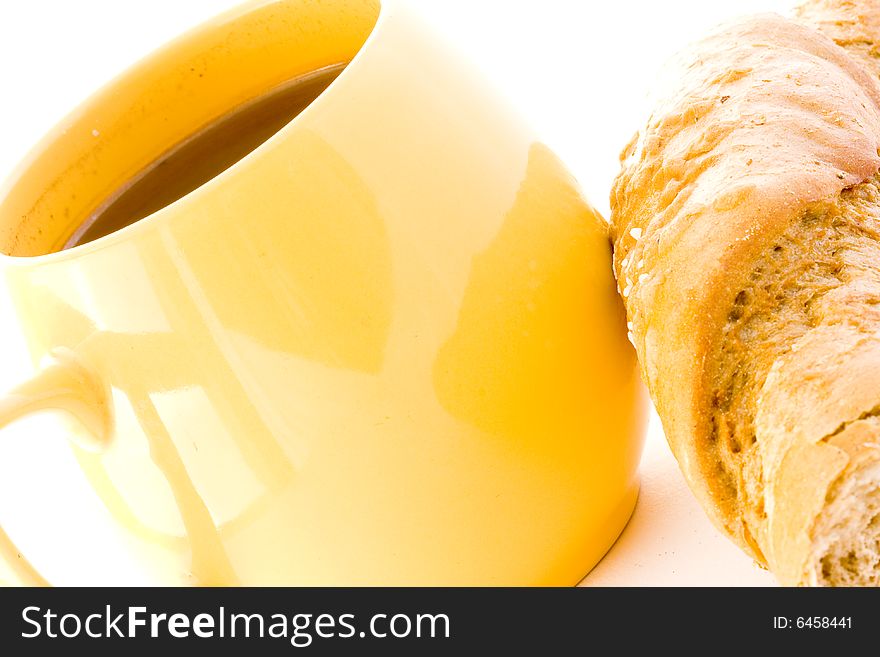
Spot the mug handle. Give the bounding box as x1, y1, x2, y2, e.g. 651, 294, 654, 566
0, 348, 111, 586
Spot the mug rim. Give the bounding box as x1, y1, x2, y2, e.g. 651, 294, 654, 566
0, 0, 385, 266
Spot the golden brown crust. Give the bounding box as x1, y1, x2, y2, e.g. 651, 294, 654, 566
611, 8, 880, 584
796, 0, 880, 78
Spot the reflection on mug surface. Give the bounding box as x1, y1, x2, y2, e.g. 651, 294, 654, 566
0, 0, 646, 586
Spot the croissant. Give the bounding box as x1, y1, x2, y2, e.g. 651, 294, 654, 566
611, 0, 880, 585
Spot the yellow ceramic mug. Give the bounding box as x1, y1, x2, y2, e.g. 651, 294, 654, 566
0, 0, 646, 585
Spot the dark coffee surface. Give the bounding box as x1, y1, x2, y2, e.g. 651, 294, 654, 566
65, 64, 344, 249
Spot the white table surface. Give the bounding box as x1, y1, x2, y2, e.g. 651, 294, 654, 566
0, 0, 790, 586
581, 409, 775, 586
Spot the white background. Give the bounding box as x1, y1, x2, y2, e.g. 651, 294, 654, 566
0, 0, 787, 585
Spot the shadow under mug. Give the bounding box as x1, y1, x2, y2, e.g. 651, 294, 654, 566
0, 0, 646, 585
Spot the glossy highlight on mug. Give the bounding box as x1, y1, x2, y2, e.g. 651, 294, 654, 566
0, 0, 647, 586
